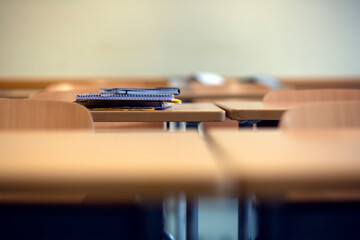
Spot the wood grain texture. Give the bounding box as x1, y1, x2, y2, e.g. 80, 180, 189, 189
0, 99, 93, 130
91, 103, 225, 122
0, 76, 169, 89
29, 90, 85, 102
215, 101, 288, 120
217, 89, 360, 120
208, 129, 360, 197
46, 78, 168, 91
179, 80, 269, 101
0, 131, 222, 199
0, 89, 39, 99
263, 88, 360, 103
278, 76, 360, 89
280, 101, 360, 129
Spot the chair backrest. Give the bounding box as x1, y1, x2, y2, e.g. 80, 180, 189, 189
45, 78, 169, 92
280, 101, 360, 129
0, 99, 93, 130
263, 89, 360, 103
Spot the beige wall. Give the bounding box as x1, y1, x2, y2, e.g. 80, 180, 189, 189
0, 0, 359, 76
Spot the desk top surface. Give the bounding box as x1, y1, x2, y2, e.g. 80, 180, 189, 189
215, 101, 293, 120
208, 129, 360, 196
0, 131, 222, 198
178, 81, 269, 100
91, 103, 225, 122
278, 77, 360, 89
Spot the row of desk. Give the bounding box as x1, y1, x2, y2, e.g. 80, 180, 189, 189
1, 129, 359, 201
2, 93, 360, 240
0, 77, 270, 100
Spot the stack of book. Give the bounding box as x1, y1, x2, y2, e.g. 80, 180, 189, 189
75, 88, 181, 110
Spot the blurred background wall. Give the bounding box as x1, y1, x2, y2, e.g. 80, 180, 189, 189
0, 0, 359, 76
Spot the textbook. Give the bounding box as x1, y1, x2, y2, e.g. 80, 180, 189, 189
75, 87, 181, 110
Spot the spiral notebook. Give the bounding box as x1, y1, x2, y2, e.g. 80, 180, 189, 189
75, 87, 180, 110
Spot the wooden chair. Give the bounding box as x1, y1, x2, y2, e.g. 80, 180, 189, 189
0, 99, 93, 204
0, 99, 93, 130
280, 101, 360, 204
280, 101, 360, 129
263, 88, 360, 103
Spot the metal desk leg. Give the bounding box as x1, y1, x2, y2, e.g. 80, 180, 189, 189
175, 193, 187, 240
239, 194, 258, 240
164, 122, 201, 240
166, 122, 187, 131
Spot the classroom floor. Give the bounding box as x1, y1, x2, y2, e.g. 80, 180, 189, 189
198, 197, 238, 240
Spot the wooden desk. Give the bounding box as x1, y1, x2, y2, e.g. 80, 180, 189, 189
91, 103, 226, 122
0, 131, 222, 200
278, 76, 360, 89
178, 82, 269, 101
0, 76, 169, 89
208, 129, 360, 197
0, 76, 169, 98
215, 101, 292, 120
0, 89, 39, 99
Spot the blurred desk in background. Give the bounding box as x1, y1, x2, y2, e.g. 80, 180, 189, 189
0, 76, 169, 98
277, 76, 360, 89
178, 81, 269, 102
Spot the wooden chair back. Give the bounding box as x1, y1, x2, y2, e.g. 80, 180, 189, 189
263, 89, 360, 103
0, 99, 93, 130
280, 101, 360, 129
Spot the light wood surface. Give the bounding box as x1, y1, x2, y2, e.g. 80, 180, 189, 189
208, 129, 360, 197
91, 103, 225, 122
46, 78, 168, 91
0, 131, 222, 199
263, 89, 360, 103
0, 89, 39, 99
179, 81, 269, 101
29, 90, 86, 102
30, 91, 223, 127
215, 101, 290, 120
280, 101, 360, 129
217, 89, 360, 120
0, 99, 93, 130
0, 76, 169, 89
278, 76, 360, 89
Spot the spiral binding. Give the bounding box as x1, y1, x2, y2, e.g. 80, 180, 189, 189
76, 93, 174, 101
